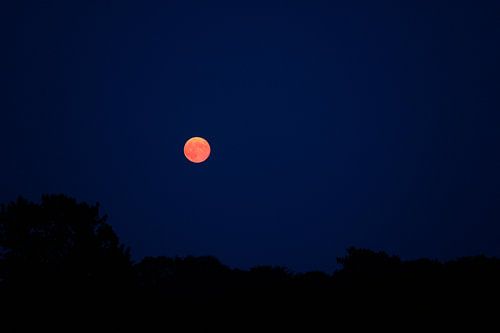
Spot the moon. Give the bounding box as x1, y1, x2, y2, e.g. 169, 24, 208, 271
184, 137, 211, 163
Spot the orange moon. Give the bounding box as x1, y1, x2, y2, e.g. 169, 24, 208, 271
184, 137, 211, 163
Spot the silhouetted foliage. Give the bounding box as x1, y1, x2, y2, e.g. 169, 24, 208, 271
134, 255, 232, 302
0, 195, 132, 295
1, 194, 500, 316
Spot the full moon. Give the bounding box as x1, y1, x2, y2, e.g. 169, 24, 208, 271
184, 137, 211, 163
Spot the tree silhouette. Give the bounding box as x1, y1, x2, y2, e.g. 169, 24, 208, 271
0, 194, 132, 294
135, 255, 231, 300
0, 193, 499, 317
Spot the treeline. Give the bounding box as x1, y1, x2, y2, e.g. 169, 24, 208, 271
1, 194, 499, 305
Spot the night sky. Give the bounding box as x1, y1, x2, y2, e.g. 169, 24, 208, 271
2, 0, 499, 271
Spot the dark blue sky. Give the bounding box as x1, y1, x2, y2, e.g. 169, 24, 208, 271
2, 0, 499, 271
